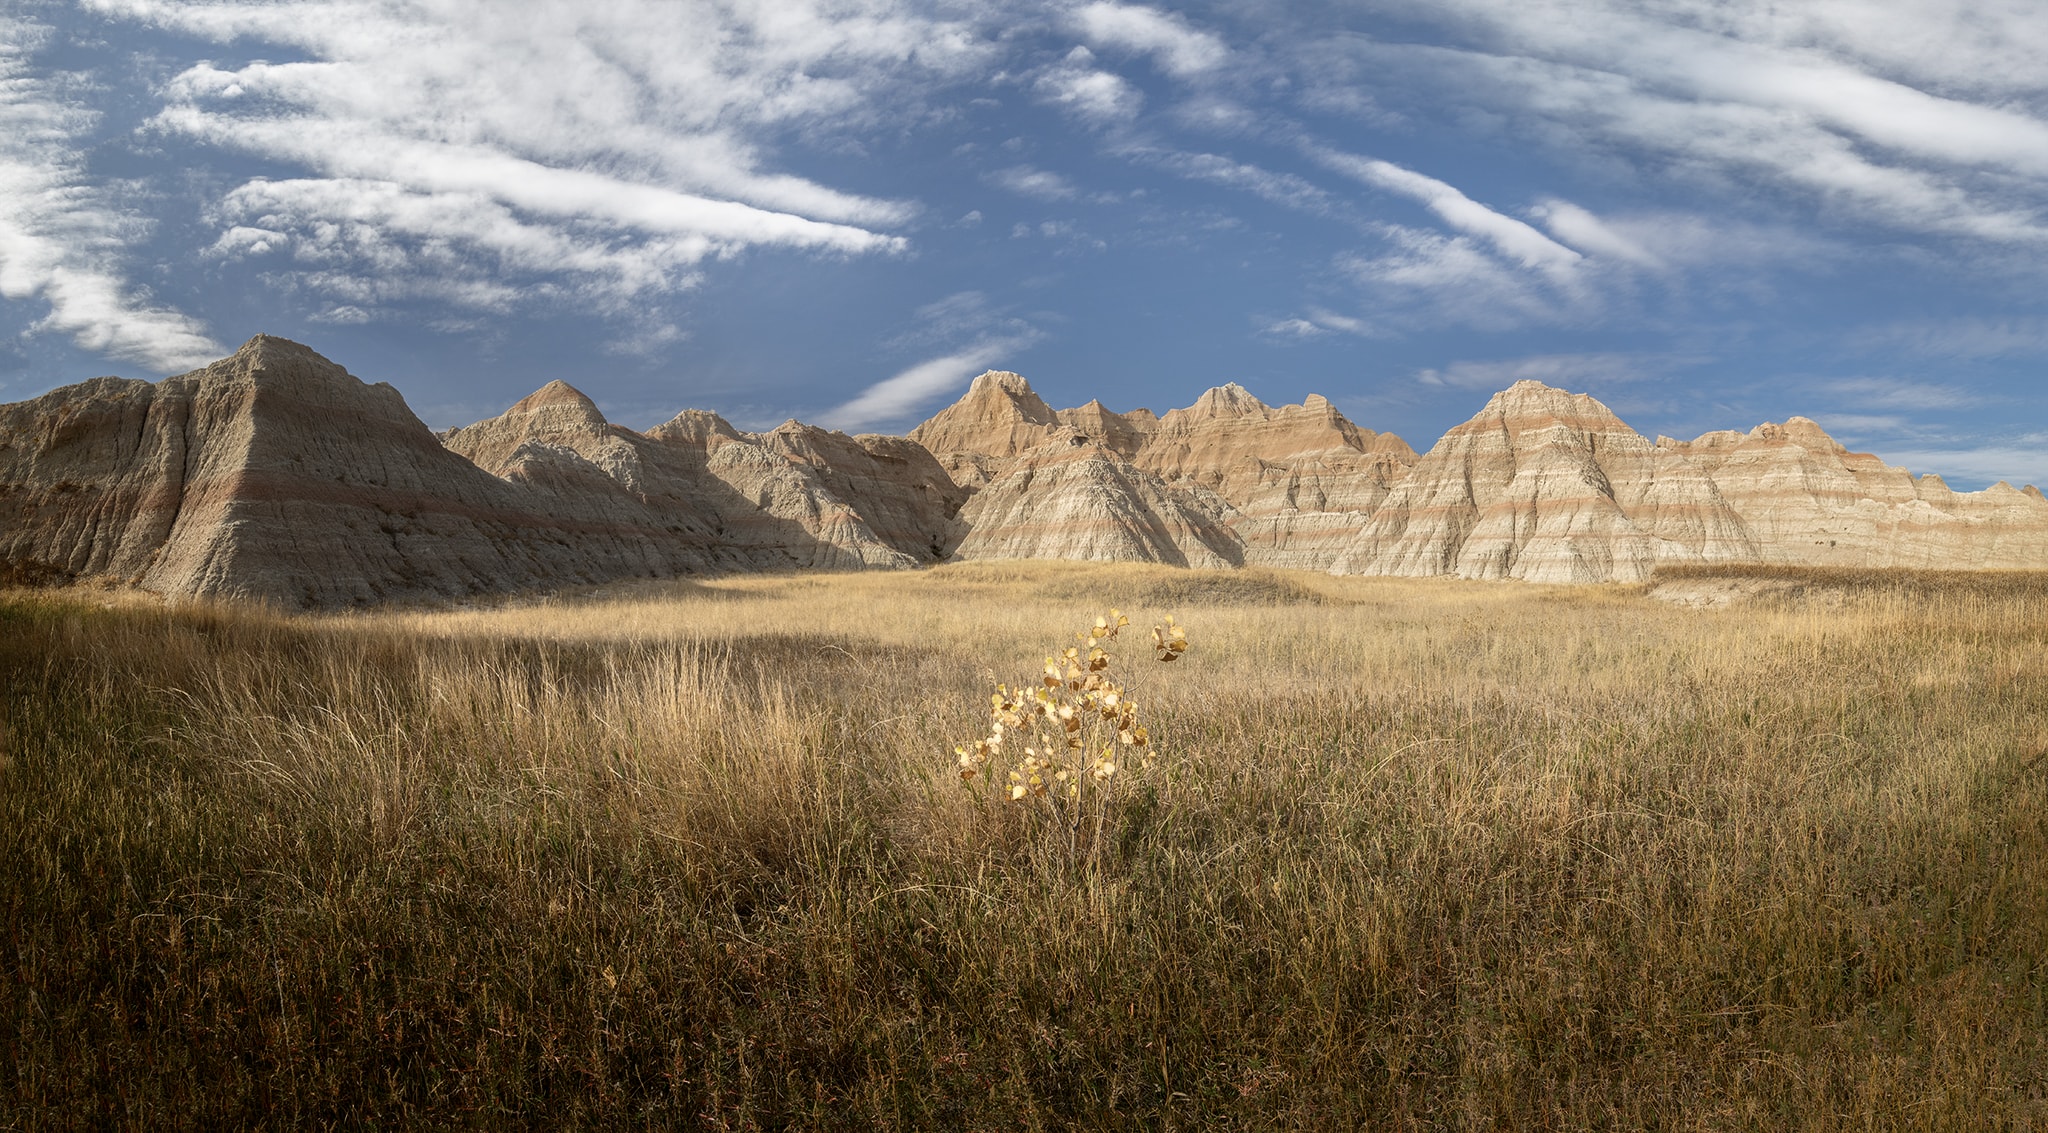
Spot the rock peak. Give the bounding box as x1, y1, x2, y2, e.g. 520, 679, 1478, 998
1488, 380, 1590, 409
1476, 380, 1629, 432
967, 370, 1036, 398
509, 380, 601, 418
909, 369, 1060, 461
1190, 381, 1268, 415
1747, 416, 1846, 453
227, 333, 344, 368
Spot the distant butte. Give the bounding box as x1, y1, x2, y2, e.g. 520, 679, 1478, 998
2, 336, 2043, 605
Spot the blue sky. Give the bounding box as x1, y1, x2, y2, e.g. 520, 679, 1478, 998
4, 0, 2047, 488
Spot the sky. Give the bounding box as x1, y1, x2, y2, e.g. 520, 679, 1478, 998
3, 0, 2047, 489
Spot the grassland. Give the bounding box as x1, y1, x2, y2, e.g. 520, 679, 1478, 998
3, 563, 2046, 1129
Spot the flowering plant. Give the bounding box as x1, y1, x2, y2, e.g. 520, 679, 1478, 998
954, 610, 1186, 808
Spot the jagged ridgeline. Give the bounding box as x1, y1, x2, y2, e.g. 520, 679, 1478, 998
3, 335, 2045, 606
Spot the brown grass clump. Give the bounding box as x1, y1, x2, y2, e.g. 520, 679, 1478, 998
3, 562, 2046, 1128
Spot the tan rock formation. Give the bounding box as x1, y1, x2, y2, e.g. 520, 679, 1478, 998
7, 341, 2043, 602
1055, 399, 1157, 458
1330, 382, 1761, 583
447, 389, 958, 571
907, 370, 1062, 486
1656, 417, 2048, 569
1132, 383, 1417, 570
750, 422, 968, 561
950, 429, 1242, 568
0, 336, 958, 605
1332, 381, 2048, 582
0, 336, 722, 605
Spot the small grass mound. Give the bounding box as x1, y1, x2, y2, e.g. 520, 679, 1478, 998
1653, 561, 2048, 598
934, 560, 1330, 607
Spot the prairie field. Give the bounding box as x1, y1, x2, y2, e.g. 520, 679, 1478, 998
3, 562, 2046, 1129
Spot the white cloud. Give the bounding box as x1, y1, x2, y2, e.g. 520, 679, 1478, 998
1035, 47, 1143, 126
1337, 225, 1588, 331
822, 339, 1032, 431
1143, 149, 1334, 213
0, 14, 222, 371
1261, 317, 1324, 338
990, 165, 1079, 201
1304, 307, 1374, 336
1071, 2, 1227, 78
830, 286, 1044, 428
1528, 198, 1663, 268
209, 177, 714, 311
306, 304, 372, 325
1313, 149, 1582, 271
82, 0, 986, 325
1262, 308, 1377, 339
1321, 1, 2048, 247
1552, 9, 2048, 178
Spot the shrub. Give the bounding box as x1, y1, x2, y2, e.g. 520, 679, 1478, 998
953, 610, 1186, 860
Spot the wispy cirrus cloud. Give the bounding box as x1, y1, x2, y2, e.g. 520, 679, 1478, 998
1301, 0, 2048, 247
989, 165, 1080, 201
1033, 46, 1145, 127
1258, 308, 1378, 340
1334, 224, 1595, 332
0, 13, 221, 371
1071, 2, 1228, 78
824, 289, 1043, 431
1854, 316, 2048, 360
84, 0, 985, 326
822, 338, 1036, 432
1140, 149, 1335, 214
1313, 148, 1582, 271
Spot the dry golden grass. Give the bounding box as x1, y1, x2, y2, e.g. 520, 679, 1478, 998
3, 562, 2045, 1128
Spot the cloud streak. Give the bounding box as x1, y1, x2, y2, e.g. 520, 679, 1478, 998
1314, 149, 1582, 270
0, 13, 221, 371
822, 339, 1033, 432
1309, 0, 2048, 246
84, 0, 975, 325
1034, 47, 1145, 126
1071, 2, 1227, 78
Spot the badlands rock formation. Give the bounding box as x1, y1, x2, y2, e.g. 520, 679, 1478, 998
1656, 417, 2048, 570
1055, 400, 1157, 459
1131, 383, 1417, 571
443, 381, 959, 571
902, 371, 1418, 571
2, 337, 2043, 604
1329, 381, 2048, 582
0, 336, 714, 605
0, 337, 951, 604
908, 370, 1064, 490
1330, 381, 1759, 583
951, 428, 1241, 568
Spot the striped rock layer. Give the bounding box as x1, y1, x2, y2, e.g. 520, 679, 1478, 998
3, 340, 2044, 604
